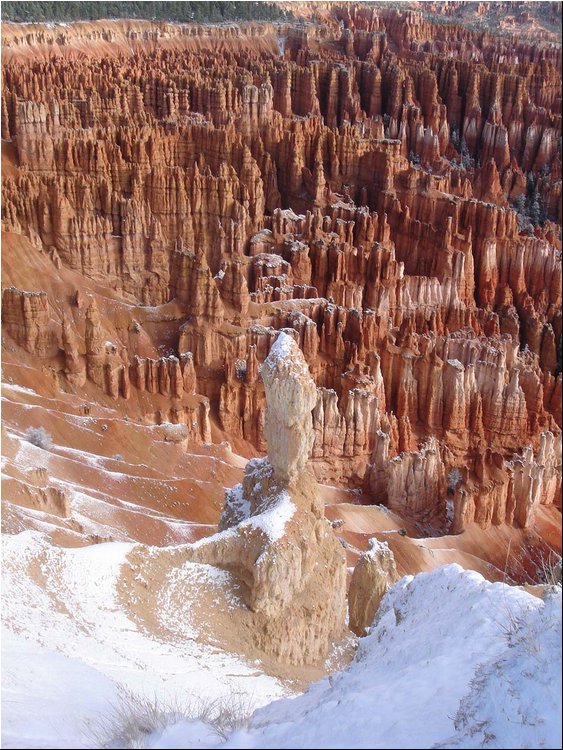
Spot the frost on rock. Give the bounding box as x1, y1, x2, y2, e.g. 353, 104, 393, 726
365, 537, 393, 557
220, 483, 251, 531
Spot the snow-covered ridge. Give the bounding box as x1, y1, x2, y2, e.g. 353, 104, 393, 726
135, 565, 562, 749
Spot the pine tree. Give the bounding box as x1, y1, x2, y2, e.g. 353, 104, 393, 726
460, 138, 473, 170
513, 194, 526, 214
0, 2, 291, 24
529, 189, 542, 226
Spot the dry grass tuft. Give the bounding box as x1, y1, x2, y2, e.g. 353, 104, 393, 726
87, 688, 255, 749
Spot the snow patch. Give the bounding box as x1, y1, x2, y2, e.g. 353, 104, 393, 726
194, 485, 295, 549
268, 330, 295, 360
2, 382, 38, 395
245, 490, 295, 542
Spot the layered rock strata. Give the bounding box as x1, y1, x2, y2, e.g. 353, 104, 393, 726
1, 9, 561, 534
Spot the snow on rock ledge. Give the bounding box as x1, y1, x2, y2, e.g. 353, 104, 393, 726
220, 462, 296, 542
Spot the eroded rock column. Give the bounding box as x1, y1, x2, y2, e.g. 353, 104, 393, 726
186, 331, 347, 665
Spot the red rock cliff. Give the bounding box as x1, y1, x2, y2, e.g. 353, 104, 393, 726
1, 11, 561, 535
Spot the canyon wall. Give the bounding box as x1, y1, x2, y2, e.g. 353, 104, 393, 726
1, 7, 561, 534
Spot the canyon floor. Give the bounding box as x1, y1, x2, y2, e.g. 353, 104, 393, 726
1, 2, 562, 748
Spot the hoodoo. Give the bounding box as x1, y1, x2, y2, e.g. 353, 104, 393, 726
185, 331, 347, 665
1, 3, 562, 747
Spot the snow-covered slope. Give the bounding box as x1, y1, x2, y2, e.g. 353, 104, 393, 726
146, 565, 562, 750
1, 531, 288, 749
3, 533, 560, 749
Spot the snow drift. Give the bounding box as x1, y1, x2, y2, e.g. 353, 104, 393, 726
143, 565, 562, 749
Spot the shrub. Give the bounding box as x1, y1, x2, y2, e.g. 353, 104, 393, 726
447, 467, 462, 491
160, 423, 189, 443
25, 426, 53, 450
536, 552, 562, 587
88, 689, 254, 748
460, 138, 474, 170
